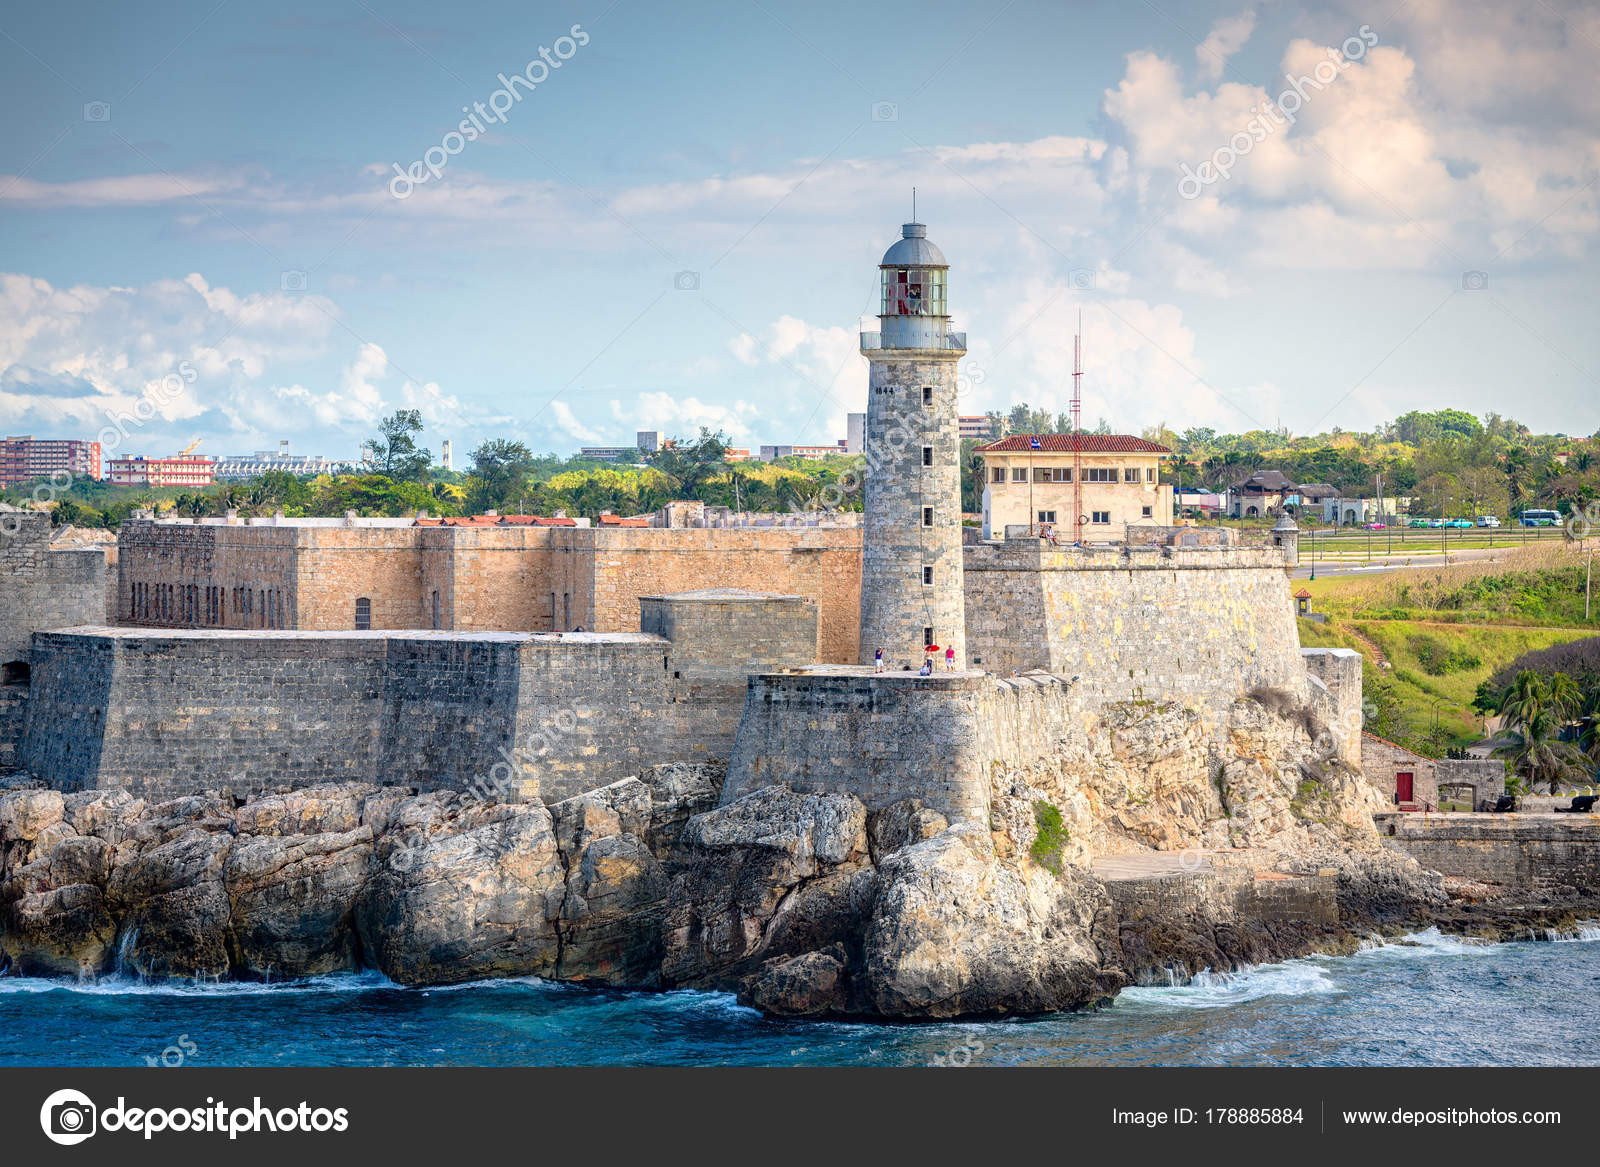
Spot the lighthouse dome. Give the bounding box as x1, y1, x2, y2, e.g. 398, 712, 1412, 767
880, 223, 947, 267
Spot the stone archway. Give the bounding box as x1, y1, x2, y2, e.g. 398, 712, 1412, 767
1438, 781, 1475, 811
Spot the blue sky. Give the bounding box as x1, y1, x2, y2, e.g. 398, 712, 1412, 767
1, 0, 1596, 465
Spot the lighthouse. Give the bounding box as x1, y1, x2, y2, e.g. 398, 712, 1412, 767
857, 219, 968, 669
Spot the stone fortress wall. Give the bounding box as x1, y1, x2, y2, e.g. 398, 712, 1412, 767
113, 519, 863, 664
1377, 812, 1600, 892
722, 670, 1077, 825
9, 524, 1362, 811
1, 512, 112, 667
18, 591, 818, 802
1, 512, 115, 768
965, 539, 1317, 714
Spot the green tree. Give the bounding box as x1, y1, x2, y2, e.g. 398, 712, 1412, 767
1492, 670, 1589, 793
369, 410, 432, 482
465, 439, 537, 514
1503, 446, 1531, 513
650, 428, 730, 499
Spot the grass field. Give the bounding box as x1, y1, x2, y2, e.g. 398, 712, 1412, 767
1296, 543, 1598, 752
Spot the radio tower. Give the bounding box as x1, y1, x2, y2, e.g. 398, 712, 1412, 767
1071, 311, 1084, 544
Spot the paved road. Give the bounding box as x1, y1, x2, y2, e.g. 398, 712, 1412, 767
1291, 545, 1516, 578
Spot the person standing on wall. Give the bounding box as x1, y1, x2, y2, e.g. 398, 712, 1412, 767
874, 647, 884, 673
944, 645, 955, 671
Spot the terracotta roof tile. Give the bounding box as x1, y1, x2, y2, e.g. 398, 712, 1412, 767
415, 515, 577, 527
976, 434, 1171, 454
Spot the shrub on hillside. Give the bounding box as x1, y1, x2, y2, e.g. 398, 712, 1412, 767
1483, 637, 1600, 697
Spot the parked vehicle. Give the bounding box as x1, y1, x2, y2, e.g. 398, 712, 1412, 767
1448, 519, 1473, 528
1408, 518, 1431, 528
1520, 509, 1561, 527
1362, 522, 1387, 530
1427, 519, 1446, 528
1475, 515, 1501, 527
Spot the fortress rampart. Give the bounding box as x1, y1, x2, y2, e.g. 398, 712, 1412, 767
1, 512, 113, 666
113, 519, 863, 663
721, 670, 1078, 824
964, 541, 1311, 719
1376, 813, 1600, 891
18, 591, 818, 801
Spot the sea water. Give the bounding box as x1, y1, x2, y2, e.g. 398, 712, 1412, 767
3, 928, 1598, 1067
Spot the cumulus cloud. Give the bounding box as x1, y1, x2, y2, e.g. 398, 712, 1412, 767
1197, 9, 1257, 82
721, 314, 867, 442
549, 400, 601, 443
0, 271, 500, 459
613, 390, 759, 442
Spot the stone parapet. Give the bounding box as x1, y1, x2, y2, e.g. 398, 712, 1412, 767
1376, 812, 1600, 890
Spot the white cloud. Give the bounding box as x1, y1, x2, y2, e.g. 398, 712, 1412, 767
614, 391, 759, 442
1197, 10, 1257, 82
549, 400, 601, 443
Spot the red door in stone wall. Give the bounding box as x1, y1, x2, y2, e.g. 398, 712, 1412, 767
1396, 772, 1414, 802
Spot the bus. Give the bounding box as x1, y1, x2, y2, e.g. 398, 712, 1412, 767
1519, 509, 1561, 527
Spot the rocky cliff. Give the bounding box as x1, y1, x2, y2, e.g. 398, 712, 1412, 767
0, 691, 1471, 1018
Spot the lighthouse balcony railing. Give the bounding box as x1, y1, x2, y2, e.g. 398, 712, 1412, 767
859, 331, 967, 350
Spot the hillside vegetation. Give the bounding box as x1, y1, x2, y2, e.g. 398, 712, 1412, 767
1298, 544, 1597, 754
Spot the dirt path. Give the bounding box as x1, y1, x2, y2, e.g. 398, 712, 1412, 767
1344, 623, 1390, 669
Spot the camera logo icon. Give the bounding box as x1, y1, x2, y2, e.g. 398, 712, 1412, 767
40, 1088, 97, 1146
673, 270, 700, 291
1068, 268, 1096, 291
280, 270, 308, 293
83, 102, 111, 122
871, 101, 898, 122
1461, 270, 1489, 291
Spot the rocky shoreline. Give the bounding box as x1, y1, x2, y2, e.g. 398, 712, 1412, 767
1, 694, 1588, 1019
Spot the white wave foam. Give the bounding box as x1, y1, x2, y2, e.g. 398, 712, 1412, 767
1542, 923, 1600, 943
1355, 928, 1493, 959
0, 969, 396, 998
1119, 959, 1340, 1009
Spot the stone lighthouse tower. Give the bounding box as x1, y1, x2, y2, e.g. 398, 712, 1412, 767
857, 219, 967, 669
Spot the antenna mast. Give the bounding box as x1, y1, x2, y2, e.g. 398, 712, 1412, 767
1072, 311, 1084, 544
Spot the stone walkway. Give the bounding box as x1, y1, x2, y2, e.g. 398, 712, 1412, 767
1091, 852, 1212, 881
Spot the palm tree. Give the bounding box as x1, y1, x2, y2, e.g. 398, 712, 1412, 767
1494, 709, 1588, 793
1503, 446, 1531, 514
1493, 670, 1590, 792
1547, 671, 1584, 721
1579, 681, 1600, 771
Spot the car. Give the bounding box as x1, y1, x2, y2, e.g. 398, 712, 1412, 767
1427, 519, 1446, 528
1408, 518, 1431, 528
1362, 522, 1387, 530
1448, 519, 1473, 528
1476, 515, 1501, 528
